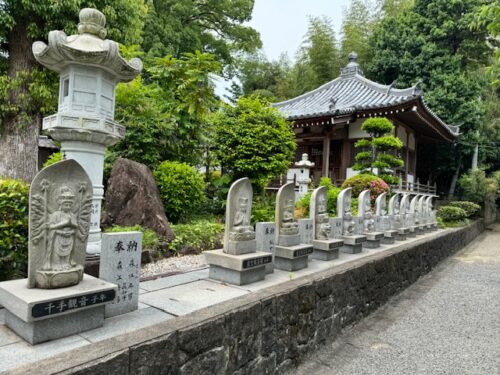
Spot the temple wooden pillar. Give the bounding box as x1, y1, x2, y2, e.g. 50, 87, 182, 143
322, 134, 330, 177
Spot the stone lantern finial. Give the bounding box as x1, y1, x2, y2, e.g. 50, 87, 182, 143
78, 8, 107, 39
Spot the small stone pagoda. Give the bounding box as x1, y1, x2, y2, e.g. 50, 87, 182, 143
33, 8, 142, 254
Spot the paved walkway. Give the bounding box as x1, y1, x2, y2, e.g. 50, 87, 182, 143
289, 223, 500, 375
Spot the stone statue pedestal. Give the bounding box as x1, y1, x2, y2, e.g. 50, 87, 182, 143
226, 239, 257, 255
363, 232, 384, 249
382, 230, 398, 244
312, 239, 343, 261
35, 265, 84, 289
396, 227, 410, 241
274, 244, 313, 271
340, 235, 366, 254
205, 249, 272, 285
0, 275, 117, 344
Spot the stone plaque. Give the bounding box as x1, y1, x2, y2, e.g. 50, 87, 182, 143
32, 289, 115, 319
242, 255, 272, 269
100, 232, 142, 317
255, 222, 275, 253
28, 159, 93, 289
329, 218, 343, 239
298, 219, 313, 244
293, 246, 314, 258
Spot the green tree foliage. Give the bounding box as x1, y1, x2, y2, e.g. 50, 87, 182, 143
233, 15, 341, 100
458, 168, 498, 205
142, 0, 261, 65
0, 0, 147, 181
212, 96, 297, 190
110, 51, 222, 168
340, 0, 376, 67
0, 178, 29, 281
353, 117, 403, 184
367, 0, 494, 190
230, 52, 293, 101
470, 0, 499, 88
298, 16, 341, 88
153, 161, 206, 223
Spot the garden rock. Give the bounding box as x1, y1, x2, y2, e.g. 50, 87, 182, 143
103, 158, 174, 241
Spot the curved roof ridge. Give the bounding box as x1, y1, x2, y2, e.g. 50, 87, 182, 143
355, 74, 418, 97
272, 77, 342, 108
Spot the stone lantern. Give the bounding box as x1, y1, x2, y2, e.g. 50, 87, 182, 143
32, 8, 142, 254
293, 153, 315, 198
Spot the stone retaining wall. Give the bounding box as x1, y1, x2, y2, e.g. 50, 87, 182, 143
12, 220, 484, 375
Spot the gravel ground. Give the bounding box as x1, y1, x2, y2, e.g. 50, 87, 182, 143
287, 223, 500, 375
141, 254, 207, 278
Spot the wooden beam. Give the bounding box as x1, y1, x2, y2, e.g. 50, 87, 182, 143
322, 133, 331, 177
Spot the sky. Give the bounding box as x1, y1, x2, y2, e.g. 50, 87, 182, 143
249, 0, 351, 61
215, 0, 352, 98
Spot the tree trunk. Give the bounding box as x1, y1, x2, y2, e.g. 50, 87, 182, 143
0, 21, 41, 182
447, 155, 462, 199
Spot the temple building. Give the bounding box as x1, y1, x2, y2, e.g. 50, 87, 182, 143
273, 53, 458, 186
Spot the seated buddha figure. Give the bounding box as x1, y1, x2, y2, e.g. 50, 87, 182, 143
229, 197, 254, 241
280, 199, 299, 235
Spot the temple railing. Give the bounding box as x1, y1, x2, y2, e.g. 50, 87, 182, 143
391, 179, 437, 196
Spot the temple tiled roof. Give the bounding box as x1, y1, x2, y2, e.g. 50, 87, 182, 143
273, 52, 458, 138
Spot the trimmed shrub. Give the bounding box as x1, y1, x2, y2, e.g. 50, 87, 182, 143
340, 174, 389, 200
0, 178, 29, 281
437, 206, 467, 222
104, 225, 162, 250
448, 201, 481, 218
153, 161, 206, 223
168, 220, 224, 254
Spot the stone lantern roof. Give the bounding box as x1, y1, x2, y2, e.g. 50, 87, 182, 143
32, 8, 142, 82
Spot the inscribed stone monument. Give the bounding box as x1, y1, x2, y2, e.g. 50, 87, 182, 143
205, 178, 271, 285
274, 183, 313, 271
0, 159, 117, 344
298, 219, 313, 245
375, 192, 397, 244
255, 222, 276, 274
100, 232, 143, 317
337, 187, 366, 253
28, 160, 92, 289
310, 186, 343, 260
358, 190, 383, 248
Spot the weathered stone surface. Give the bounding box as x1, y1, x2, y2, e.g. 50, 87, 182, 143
28, 159, 93, 289
298, 219, 313, 245
102, 158, 174, 240
8, 221, 484, 375
129, 332, 178, 375
276, 183, 300, 243
100, 232, 142, 317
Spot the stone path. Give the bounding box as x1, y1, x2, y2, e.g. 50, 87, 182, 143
288, 223, 500, 375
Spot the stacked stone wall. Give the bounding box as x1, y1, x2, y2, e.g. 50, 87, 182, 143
13, 220, 484, 375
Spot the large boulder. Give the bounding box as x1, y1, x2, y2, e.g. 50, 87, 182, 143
102, 158, 174, 241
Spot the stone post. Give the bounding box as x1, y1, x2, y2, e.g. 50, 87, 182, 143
33, 8, 142, 254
